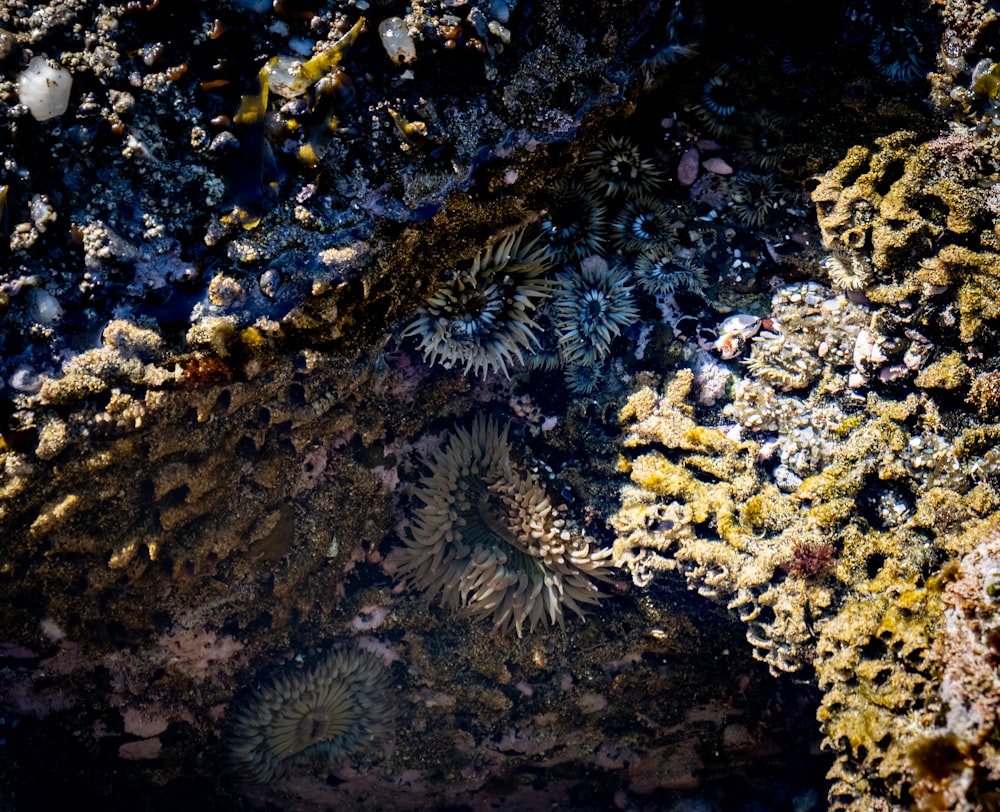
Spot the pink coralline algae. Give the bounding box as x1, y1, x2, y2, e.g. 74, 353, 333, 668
913, 528, 1000, 810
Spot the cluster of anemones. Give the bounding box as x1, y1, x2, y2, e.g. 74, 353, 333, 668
391, 415, 613, 636
398, 134, 711, 393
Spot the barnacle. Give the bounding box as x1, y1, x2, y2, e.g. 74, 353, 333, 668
554, 256, 639, 366
582, 135, 664, 199
633, 251, 708, 296
392, 416, 612, 636
539, 180, 608, 262
611, 194, 679, 255
225, 642, 396, 783
401, 227, 555, 378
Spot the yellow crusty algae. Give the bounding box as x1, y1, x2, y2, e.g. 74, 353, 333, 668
610, 361, 1000, 810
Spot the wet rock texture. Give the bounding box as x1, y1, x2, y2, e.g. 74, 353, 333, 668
5, 0, 1000, 810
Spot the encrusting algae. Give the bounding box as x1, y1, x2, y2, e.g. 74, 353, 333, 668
5, 1, 1000, 809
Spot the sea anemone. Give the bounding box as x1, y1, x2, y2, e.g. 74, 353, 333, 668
689, 64, 744, 137
392, 415, 612, 636
739, 111, 787, 171
729, 172, 782, 228
401, 227, 555, 378
867, 19, 929, 85
633, 251, 708, 296
564, 360, 607, 395
822, 250, 872, 291
539, 180, 608, 262
611, 194, 680, 255
583, 135, 664, 199
554, 256, 639, 366
225, 642, 396, 783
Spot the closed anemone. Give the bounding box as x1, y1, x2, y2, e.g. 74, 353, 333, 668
224, 642, 396, 783
401, 227, 555, 377
583, 135, 664, 199
555, 256, 639, 366
391, 416, 612, 636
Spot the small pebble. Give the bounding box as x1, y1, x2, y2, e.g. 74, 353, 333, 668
702, 157, 733, 175
677, 147, 700, 186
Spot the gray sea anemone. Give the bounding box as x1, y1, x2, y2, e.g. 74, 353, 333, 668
539, 180, 608, 262
392, 415, 612, 636
611, 194, 679, 255
729, 172, 782, 227
583, 135, 663, 199
225, 642, 396, 783
554, 256, 639, 366
634, 251, 708, 295
401, 227, 555, 378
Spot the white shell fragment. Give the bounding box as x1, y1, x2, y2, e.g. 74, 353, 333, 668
17, 56, 73, 121
712, 314, 762, 360
378, 17, 416, 64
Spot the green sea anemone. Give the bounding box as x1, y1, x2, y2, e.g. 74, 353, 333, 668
392, 415, 612, 636
633, 251, 708, 296
539, 180, 609, 262
401, 227, 555, 378
583, 135, 664, 199
224, 642, 396, 783
611, 194, 680, 255
554, 256, 639, 366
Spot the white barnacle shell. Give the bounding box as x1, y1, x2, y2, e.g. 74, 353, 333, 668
717, 314, 762, 339
712, 314, 762, 359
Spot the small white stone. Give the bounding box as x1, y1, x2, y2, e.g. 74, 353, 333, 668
378, 17, 417, 64
16, 56, 73, 121
28, 288, 63, 324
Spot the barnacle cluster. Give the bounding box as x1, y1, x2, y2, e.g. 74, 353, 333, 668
910, 528, 1000, 810
743, 281, 866, 391
609, 357, 1000, 809
392, 415, 612, 636
225, 642, 396, 783
811, 129, 1000, 348
401, 227, 555, 378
